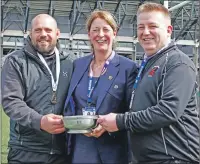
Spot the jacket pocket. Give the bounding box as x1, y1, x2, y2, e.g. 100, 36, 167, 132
16, 123, 35, 136
104, 90, 123, 111
106, 83, 124, 101
106, 90, 123, 101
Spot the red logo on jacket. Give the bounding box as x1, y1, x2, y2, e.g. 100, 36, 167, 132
148, 66, 159, 77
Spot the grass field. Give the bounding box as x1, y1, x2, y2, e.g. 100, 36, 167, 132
1, 108, 9, 164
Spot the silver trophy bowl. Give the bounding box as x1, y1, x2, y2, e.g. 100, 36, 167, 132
63, 115, 98, 133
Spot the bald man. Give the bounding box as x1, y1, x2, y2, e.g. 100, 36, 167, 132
2, 14, 73, 164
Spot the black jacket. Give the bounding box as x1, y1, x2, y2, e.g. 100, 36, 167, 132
1, 37, 73, 154
117, 42, 199, 163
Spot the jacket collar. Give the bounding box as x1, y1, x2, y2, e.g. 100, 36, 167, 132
144, 41, 177, 72
23, 36, 68, 60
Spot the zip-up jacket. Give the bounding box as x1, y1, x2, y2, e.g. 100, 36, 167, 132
1, 37, 73, 154
116, 42, 199, 163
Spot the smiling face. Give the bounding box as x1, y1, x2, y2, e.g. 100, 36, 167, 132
30, 14, 60, 55
88, 18, 116, 54
137, 11, 172, 56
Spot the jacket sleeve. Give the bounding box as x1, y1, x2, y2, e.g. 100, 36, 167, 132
1, 56, 43, 131
117, 63, 197, 132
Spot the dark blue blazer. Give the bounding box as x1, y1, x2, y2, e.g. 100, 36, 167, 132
64, 52, 138, 163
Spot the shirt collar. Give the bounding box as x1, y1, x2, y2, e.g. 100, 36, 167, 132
144, 40, 171, 60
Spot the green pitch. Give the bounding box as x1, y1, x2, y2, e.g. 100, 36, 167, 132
1, 108, 9, 164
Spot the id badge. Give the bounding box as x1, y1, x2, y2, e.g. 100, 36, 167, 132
82, 106, 96, 116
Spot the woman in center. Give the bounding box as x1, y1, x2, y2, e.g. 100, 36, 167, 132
64, 10, 138, 164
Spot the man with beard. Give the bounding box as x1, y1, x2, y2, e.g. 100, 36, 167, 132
1, 14, 73, 164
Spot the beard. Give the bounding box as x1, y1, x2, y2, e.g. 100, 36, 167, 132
31, 39, 57, 55
35, 44, 55, 55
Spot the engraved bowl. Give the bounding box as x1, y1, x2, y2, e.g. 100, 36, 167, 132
63, 115, 98, 133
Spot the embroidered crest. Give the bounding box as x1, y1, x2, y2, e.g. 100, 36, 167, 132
148, 66, 159, 77
114, 85, 118, 89
108, 76, 113, 80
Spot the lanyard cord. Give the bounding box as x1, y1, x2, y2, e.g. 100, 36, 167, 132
129, 58, 148, 109
87, 52, 115, 105
69, 51, 115, 114
37, 48, 60, 92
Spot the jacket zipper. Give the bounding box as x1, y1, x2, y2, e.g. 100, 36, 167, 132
156, 53, 169, 156
25, 50, 57, 154
16, 122, 23, 145
50, 105, 56, 154
142, 44, 176, 76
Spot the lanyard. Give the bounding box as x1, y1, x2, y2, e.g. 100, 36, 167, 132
68, 51, 115, 114
68, 58, 110, 114
87, 52, 115, 106
129, 58, 148, 109
87, 61, 109, 105
37, 48, 60, 104
133, 58, 148, 90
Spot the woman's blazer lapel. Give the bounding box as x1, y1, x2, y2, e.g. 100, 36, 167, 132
65, 55, 92, 112
96, 54, 120, 113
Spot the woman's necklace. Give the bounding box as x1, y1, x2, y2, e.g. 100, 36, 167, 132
90, 60, 105, 77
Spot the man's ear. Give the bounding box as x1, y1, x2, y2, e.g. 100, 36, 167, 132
56, 29, 60, 39
29, 29, 32, 38
167, 25, 173, 35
